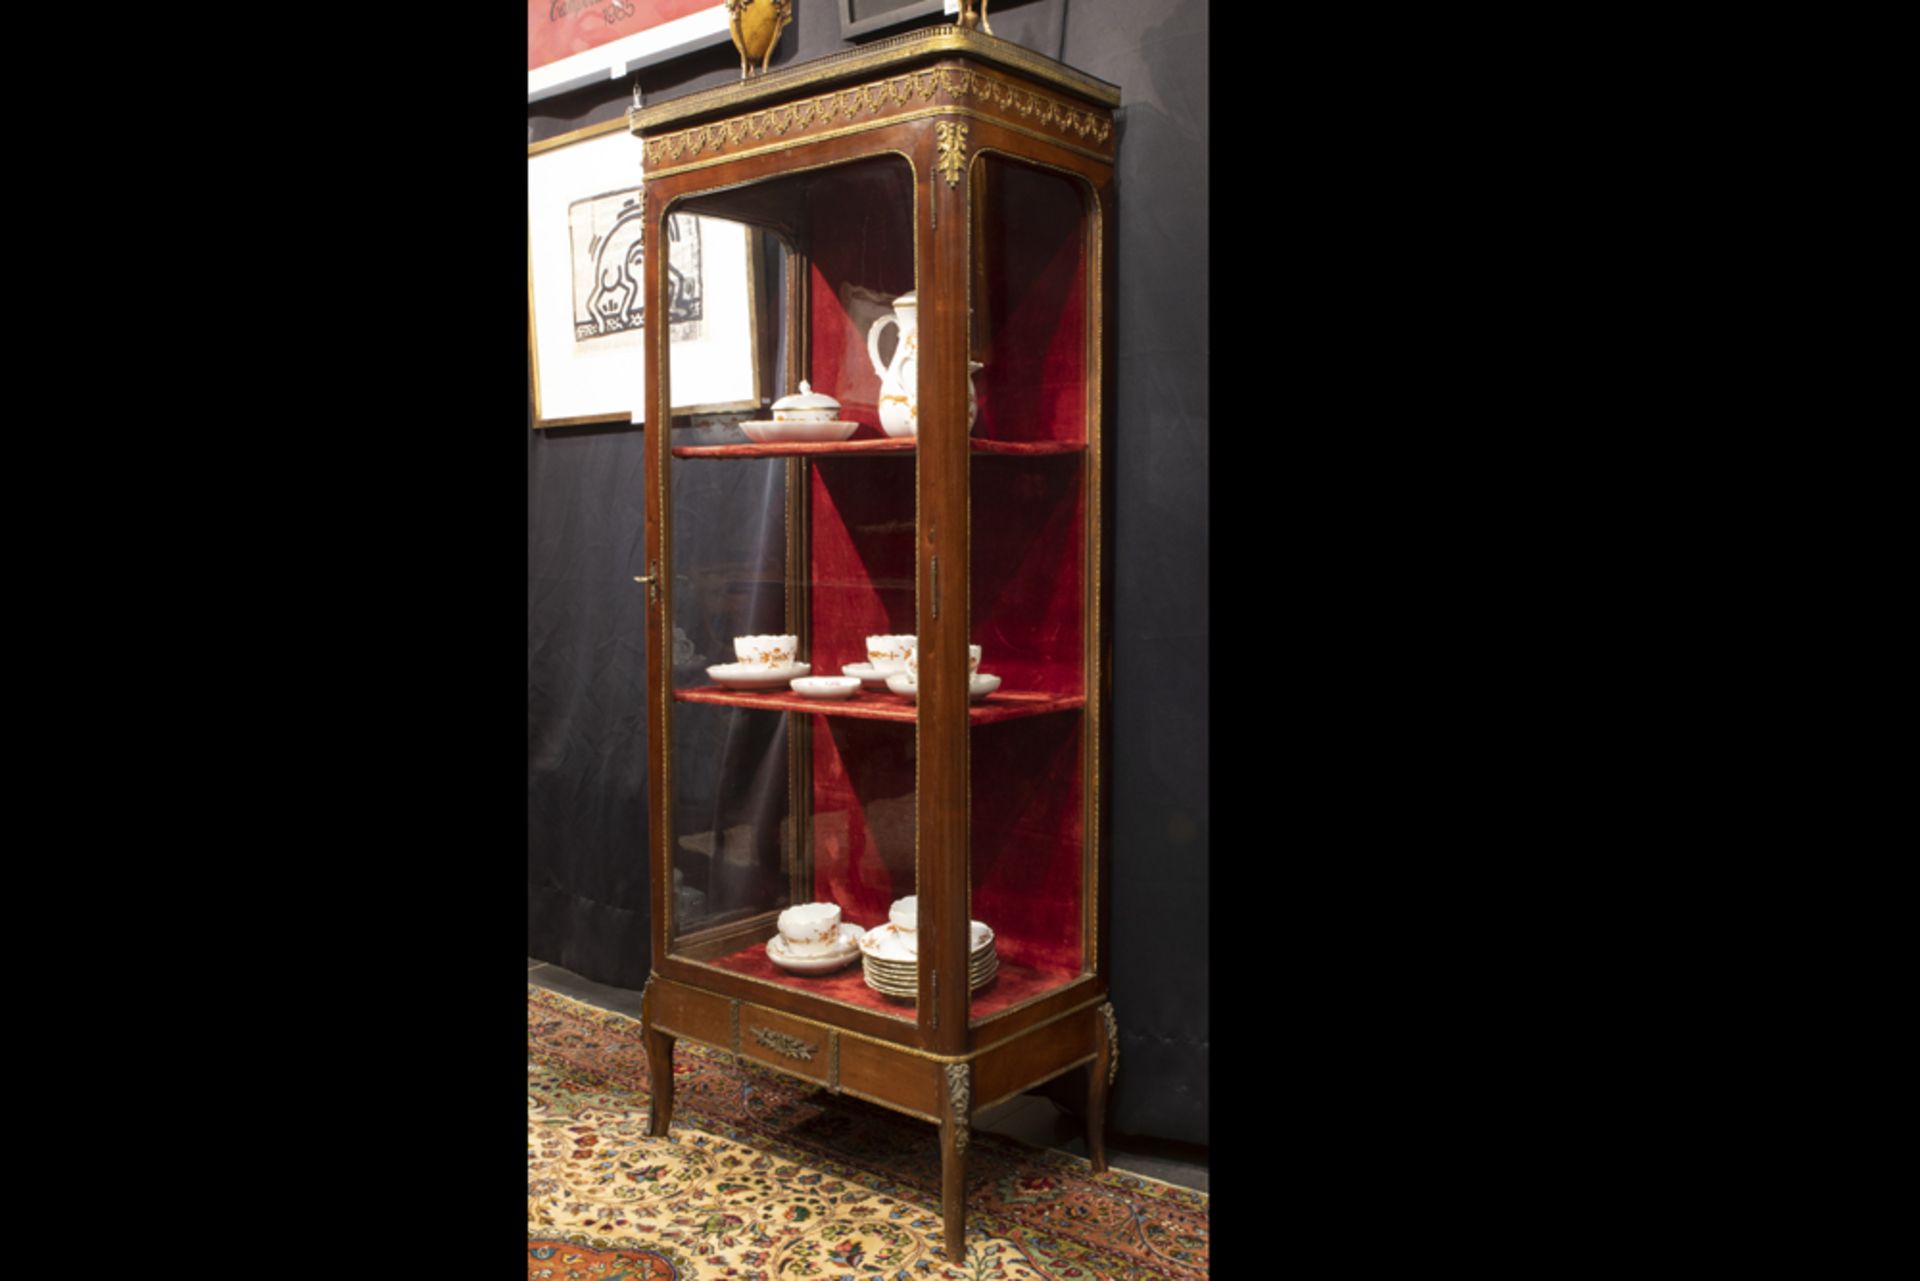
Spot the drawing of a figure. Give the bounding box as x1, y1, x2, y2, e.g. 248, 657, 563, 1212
569, 188, 704, 344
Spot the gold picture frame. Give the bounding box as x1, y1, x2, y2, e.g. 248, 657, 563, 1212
528, 117, 762, 430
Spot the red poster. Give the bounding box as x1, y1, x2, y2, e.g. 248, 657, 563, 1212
529, 0, 720, 73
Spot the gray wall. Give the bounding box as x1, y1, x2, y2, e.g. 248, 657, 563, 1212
528, 0, 1209, 1147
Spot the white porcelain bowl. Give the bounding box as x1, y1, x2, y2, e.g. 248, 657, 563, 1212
790, 675, 861, 700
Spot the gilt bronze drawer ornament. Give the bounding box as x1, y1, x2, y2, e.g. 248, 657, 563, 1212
749, 1025, 818, 1061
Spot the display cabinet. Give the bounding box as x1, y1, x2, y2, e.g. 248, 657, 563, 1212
629, 25, 1118, 1258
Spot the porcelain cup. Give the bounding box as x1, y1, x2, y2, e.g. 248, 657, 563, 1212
735, 634, 798, 669
865, 634, 915, 672
904, 644, 981, 680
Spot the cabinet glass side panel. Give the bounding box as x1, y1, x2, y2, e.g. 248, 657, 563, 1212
967, 157, 1094, 1019
663, 160, 923, 1022
665, 443, 794, 966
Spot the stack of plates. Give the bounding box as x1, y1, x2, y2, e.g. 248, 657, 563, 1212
859, 921, 996, 999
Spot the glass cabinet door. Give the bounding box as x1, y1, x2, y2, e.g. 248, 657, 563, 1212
660, 157, 926, 1024
965, 153, 1099, 1020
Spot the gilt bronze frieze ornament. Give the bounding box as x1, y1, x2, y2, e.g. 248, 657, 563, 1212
637, 64, 1112, 176
727, 0, 793, 79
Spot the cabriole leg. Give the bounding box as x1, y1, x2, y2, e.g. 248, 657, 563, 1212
1089, 1002, 1119, 1173
941, 1062, 972, 1261
642, 979, 676, 1136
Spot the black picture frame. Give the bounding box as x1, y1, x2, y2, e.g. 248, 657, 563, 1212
839, 0, 950, 40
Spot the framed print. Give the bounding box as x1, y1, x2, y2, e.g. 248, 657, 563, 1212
530, 1, 733, 103
528, 118, 761, 429
839, 0, 958, 40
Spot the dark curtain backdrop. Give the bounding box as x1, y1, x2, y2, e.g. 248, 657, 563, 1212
528, 0, 1209, 1148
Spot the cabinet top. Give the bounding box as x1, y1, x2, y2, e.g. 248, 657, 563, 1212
627, 25, 1121, 140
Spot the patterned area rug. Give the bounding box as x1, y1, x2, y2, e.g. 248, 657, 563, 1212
529, 985, 1209, 1280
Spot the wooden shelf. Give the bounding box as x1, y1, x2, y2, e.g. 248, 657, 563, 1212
672, 437, 1086, 460
675, 684, 1085, 724
696, 940, 1085, 1023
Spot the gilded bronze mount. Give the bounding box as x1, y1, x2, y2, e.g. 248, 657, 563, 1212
636, 64, 1112, 175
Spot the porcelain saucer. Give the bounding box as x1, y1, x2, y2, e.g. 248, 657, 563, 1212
858, 920, 994, 962
766, 922, 866, 974
740, 420, 859, 444
858, 922, 917, 962
707, 661, 810, 690
842, 662, 904, 688
883, 672, 1001, 701
790, 675, 861, 699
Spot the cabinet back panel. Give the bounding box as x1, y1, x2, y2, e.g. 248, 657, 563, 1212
968, 713, 1085, 979
810, 716, 917, 929
974, 157, 1089, 446
803, 157, 917, 440
808, 457, 917, 676
970, 455, 1085, 698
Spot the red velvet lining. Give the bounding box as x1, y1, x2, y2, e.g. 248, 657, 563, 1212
970, 455, 1085, 698
969, 714, 1085, 976
809, 716, 916, 928
803, 159, 916, 440
809, 456, 916, 679
975, 159, 1089, 445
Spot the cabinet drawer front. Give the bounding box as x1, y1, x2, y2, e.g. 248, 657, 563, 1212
838, 1036, 940, 1119
737, 1006, 833, 1085
650, 980, 732, 1046
974, 1004, 1101, 1109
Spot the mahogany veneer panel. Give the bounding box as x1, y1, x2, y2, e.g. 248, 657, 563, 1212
648, 978, 732, 1045
837, 1035, 940, 1119
973, 1003, 1102, 1108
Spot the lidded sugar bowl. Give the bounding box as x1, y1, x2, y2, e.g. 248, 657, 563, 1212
771, 381, 841, 423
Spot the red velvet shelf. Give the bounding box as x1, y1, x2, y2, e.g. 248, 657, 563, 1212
675, 685, 1084, 724
672, 438, 1086, 460
698, 939, 1083, 1023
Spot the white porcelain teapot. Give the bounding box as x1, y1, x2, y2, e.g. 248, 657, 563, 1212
866, 292, 983, 438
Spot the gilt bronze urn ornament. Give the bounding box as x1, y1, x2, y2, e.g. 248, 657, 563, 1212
726, 0, 792, 79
